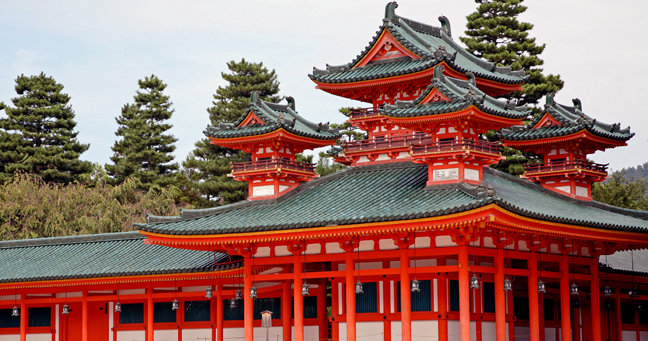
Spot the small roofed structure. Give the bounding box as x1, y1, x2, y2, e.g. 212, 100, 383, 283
498, 94, 634, 200
205, 91, 340, 199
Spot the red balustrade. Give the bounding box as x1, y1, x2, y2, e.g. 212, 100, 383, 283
348, 107, 382, 120
410, 139, 501, 155
232, 159, 316, 173
343, 134, 434, 153
524, 160, 608, 175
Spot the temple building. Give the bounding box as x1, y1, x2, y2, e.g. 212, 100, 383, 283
1, 3, 648, 341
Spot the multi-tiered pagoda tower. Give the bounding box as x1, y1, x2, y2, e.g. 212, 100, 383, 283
499, 94, 634, 200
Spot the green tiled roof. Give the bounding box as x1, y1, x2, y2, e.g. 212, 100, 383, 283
0, 232, 238, 284
498, 96, 634, 141
137, 163, 648, 236
309, 9, 527, 85
380, 71, 529, 120
602, 250, 648, 274
204, 95, 339, 141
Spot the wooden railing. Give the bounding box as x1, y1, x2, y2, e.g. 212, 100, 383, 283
232, 159, 315, 173
410, 139, 501, 155
343, 134, 434, 153
524, 160, 608, 175
348, 107, 382, 120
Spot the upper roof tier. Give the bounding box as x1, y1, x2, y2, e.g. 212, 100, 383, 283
204, 92, 339, 146
498, 94, 634, 144
380, 68, 528, 123
309, 2, 527, 99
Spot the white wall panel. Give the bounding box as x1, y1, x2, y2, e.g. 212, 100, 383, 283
0, 335, 19, 341
26, 335, 51, 341
482, 321, 496, 341
391, 321, 402, 341
117, 330, 145, 341
639, 331, 648, 341
291, 326, 318, 341
545, 328, 556, 341
448, 320, 460, 341
514, 326, 530, 341
154, 329, 177, 340
224, 327, 245, 341
623, 331, 637, 341
182, 328, 212, 340
253, 326, 282, 341
412, 320, 438, 341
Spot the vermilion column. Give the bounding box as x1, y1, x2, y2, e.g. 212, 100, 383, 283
217, 283, 224, 341
400, 245, 412, 341
438, 258, 448, 341
560, 254, 572, 341
494, 249, 506, 341
319, 279, 328, 341
244, 255, 254, 341
294, 247, 305, 341
148, 287, 154, 341
82, 291, 88, 341
590, 259, 602, 341
19, 298, 26, 341
283, 280, 291, 341
528, 252, 540, 341
458, 245, 470, 341
345, 250, 357, 341
614, 292, 622, 341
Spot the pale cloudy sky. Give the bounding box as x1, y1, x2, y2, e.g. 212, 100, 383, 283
1, 0, 647, 171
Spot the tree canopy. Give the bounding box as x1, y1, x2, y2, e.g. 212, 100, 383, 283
106, 75, 178, 190
182, 59, 281, 206
592, 172, 648, 210
0, 73, 92, 184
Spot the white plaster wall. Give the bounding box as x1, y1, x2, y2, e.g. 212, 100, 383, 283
117, 330, 145, 341
448, 320, 460, 341
640, 331, 648, 341
274, 245, 290, 257
26, 336, 51, 341
379, 239, 398, 251
252, 326, 281, 341
471, 321, 477, 341
436, 236, 457, 247
545, 328, 557, 341
0, 335, 19, 341
56, 291, 82, 298
514, 326, 530, 341
154, 329, 177, 340
224, 327, 245, 341
292, 326, 318, 341
326, 242, 344, 254
412, 320, 438, 341
344, 321, 383, 340
305, 243, 321, 255
391, 321, 402, 341
623, 331, 637, 341
482, 321, 496, 341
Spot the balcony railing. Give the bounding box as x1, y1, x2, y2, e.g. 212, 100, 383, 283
348, 107, 382, 120
343, 134, 434, 153
411, 139, 501, 155
232, 159, 315, 173
524, 160, 608, 175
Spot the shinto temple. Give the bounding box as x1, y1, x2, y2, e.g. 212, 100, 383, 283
1, 3, 647, 341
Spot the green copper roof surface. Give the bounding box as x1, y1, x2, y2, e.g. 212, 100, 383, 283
0, 232, 238, 284
498, 96, 634, 141
380, 71, 529, 120
204, 95, 339, 141
309, 11, 527, 85
138, 163, 648, 236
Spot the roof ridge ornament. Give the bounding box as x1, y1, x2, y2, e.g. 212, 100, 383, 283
286, 96, 296, 111
572, 98, 582, 112
544, 92, 556, 112
506, 98, 518, 110
465, 72, 476, 86
433, 64, 445, 79
385, 2, 398, 20
438, 16, 451, 37
250, 90, 260, 104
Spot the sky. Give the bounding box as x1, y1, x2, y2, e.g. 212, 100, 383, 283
1, 0, 647, 171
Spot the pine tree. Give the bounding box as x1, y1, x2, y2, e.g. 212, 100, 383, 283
106, 75, 178, 190
460, 0, 564, 106
183, 59, 281, 206
0, 73, 91, 184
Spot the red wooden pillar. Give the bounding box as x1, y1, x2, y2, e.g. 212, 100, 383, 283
382, 260, 391, 341
458, 245, 471, 341
495, 249, 506, 341
82, 291, 88, 341
345, 249, 357, 341
438, 258, 449, 341
590, 259, 602, 341
319, 279, 328, 341
148, 287, 154, 341
20, 297, 27, 341
528, 252, 540, 341
539, 292, 545, 341
283, 280, 291, 341
400, 245, 412, 341
614, 292, 622, 341
244, 254, 254, 341
217, 283, 224, 341
560, 254, 572, 341
294, 246, 305, 341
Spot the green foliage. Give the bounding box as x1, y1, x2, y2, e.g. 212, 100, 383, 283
483, 128, 542, 176
106, 75, 179, 190
0, 174, 188, 241
336, 108, 366, 142
316, 152, 346, 176
295, 153, 313, 163
183, 59, 281, 206
460, 0, 563, 106
592, 172, 648, 210
0, 73, 92, 184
